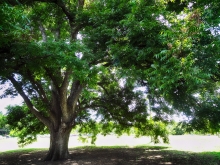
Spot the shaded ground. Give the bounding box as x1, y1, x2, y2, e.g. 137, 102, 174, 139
1, 146, 220, 165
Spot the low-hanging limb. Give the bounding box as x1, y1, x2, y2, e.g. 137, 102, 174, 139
7, 74, 51, 127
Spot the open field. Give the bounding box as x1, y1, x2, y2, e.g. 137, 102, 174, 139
1, 135, 220, 152
1, 135, 220, 165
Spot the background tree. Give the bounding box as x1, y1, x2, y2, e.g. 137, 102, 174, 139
6, 105, 47, 145
0, 112, 7, 129
166, 0, 220, 134
83, 0, 220, 133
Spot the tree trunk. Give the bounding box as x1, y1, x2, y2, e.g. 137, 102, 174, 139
44, 127, 72, 161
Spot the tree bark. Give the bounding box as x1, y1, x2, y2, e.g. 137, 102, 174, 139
44, 126, 72, 161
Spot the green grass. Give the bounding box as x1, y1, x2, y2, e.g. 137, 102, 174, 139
1, 145, 220, 165
73, 145, 130, 149
72, 144, 170, 150
72, 145, 220, 163
1, 135, 220, 165
202, 151, 220, 158
133, 144, 170, 150
0, 148, 47, 156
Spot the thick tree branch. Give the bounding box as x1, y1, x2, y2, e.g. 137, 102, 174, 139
7, 74, 50, 127
50, 82, 62, 131
56, 0, 74, 22
60, 70, 72, 93
26, 70, 49, 105
67, 80, 83, 112
59, 69, 72, 120
44, 67, 60, 91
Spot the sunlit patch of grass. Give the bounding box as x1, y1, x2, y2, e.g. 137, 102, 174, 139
133, 144, 170, 150
0, 148, 47, 156
71, 145, 170, 150
72, 145, 130, 150
1, 145, 220, 165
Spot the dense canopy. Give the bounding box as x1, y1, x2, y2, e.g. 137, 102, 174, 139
0, 0, 220, 161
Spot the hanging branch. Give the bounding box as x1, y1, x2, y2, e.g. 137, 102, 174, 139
7, 74, 51, 127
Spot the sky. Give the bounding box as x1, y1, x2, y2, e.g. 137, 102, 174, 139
0, 82, 23, 114
0, 96, 23, 115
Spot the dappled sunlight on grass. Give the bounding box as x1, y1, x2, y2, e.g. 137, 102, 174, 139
1, 135, 220, 164
147, 155, 163, 159
1, 145, 220, 165
160, 162, 172, 165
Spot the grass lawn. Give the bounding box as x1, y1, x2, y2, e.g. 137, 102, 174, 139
0, 135, 220, 165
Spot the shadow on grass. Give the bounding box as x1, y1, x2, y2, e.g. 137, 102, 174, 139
0, 146, 220, 165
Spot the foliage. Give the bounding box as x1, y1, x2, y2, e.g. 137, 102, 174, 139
83, 0, 220, 135
0, 112, 7, 129
180, 90, 220, 134
0, 0, 220, 160
6, 105, 48, 146
168, 122, 185, 135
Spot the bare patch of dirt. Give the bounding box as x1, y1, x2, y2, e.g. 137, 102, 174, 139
0, 147, 220, 165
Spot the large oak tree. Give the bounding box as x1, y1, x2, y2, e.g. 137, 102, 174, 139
0, 0, 170, 161
1, 0, 220, 161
